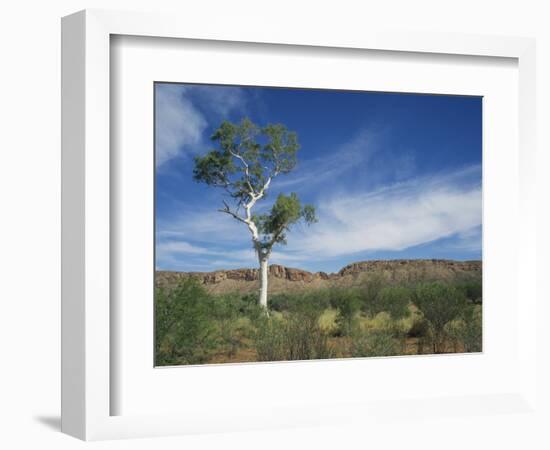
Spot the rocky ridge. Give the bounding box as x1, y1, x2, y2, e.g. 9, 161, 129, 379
156, 259, 482, 295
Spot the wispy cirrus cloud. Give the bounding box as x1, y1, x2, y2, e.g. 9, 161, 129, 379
156, 208, 254, 270
271, 130, 375, 190
435, 225, 482, 253
156, 164, 481, 271
156, 238, 313, 271
155, 85, 207, 167
155, 84, 247, 168
278, 165, 482, 260
156, 207, 249, 245
271, 129, 416, 194
155, 238, 255, 271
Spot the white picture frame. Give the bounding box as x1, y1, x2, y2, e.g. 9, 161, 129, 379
61, 9, 537, 441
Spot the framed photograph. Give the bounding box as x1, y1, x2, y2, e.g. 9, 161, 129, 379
61, 9, 538, 441
153, 82, 483, 367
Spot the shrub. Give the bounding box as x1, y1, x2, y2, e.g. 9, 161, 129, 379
268, 292, 295, 312
318, 308, 339, 335
446, 304, 482, 352
155, 277, 218, 365
413, 282, 468, 353
357, 276, 412, 320
350, 328, 399, 358
209, 293, 254, 356
268, 290, 330, 314
214, 292, 264, 322
330, 287, 361, 336
457, 280, 483, 304
252, 309, 334, 361
284, 311, 334, 360
238, 292, 267, 320
375, 286, 412, 319
407, 315, 430, 338
253, 316, 288, 361
288, 290, 330, 316
358, 274, 385, 310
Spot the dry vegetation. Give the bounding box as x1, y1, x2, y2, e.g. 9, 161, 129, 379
155, 266, 482, 366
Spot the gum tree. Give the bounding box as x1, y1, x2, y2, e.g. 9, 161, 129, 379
193, 118, 316, 310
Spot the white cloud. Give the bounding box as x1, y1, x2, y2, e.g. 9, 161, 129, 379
270, 129, 418, 195
157, 164, 481, 271
155, 84, 247, 168
189, 85, 248, 117
155, 85, 207, 167
441, 225, 482, 252
157, 207, 249, 244
155, 101, 482, 270
156, 240, 216, 256
156, 238, 257, 271
279, 166, 482, 258
156, 237, 313, 272
271, 130, 375, 190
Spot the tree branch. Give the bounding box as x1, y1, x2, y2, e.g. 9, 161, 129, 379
218, 200, 246, 224
268, 224, 288, 247
229, 148, 256, 196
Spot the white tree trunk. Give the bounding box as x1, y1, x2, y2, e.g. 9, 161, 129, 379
259, 254, 269, 309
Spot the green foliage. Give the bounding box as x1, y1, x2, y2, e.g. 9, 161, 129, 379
268, 290, 329, 313
407, 315, 430, 338
261, 123, 300, 174
192, 150, 236, 188
192, 118, 316, 309
214, 292, 265, 321
252, 315, 335, 362
208, 293, 259, 356
268, 292, 295, 312
287, 290, 331, 316
371, 286, 411, 320
253, 297, 334, 361
284, 312, 334, 361
413, 282, 469, 353
155, 276, 482, 364
350, 328, 400, 358
446, 304, 483, 352
253, 316, 288, 361
193, 118, 299, 202
329, 287, 361, 336
155, 278, 217, 365
253, 193, 317, 246
357, 274, 385, 313
456, 280, 483, 304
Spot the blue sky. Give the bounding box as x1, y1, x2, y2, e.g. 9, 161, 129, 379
155, 83, 482, 273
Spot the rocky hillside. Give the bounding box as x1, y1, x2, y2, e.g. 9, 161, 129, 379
156, 259, 482, 295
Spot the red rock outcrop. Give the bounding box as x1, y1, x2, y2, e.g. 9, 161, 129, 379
155, 259, 482, 293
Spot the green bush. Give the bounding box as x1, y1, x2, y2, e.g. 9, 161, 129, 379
358, 274, 385, 312
155, 277, 218, 365
214, 292, 264, 322
269, 290, 330, 314
357, 277, 412, 320
350, 328, 399, 358
268, 292, 295, 312
252, 308, 334, 362
446, 304, 482, 352
209, 293, 254, 356
285, 311, 334, 360
375, 286, 411, 319
413, 282, 468, 353
330, 287, 361, 336
407, 315, 430, 338
457, 280, 483, 304
253, 316, 288, 361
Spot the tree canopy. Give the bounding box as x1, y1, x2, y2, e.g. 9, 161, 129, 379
193, 118, 316, 254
